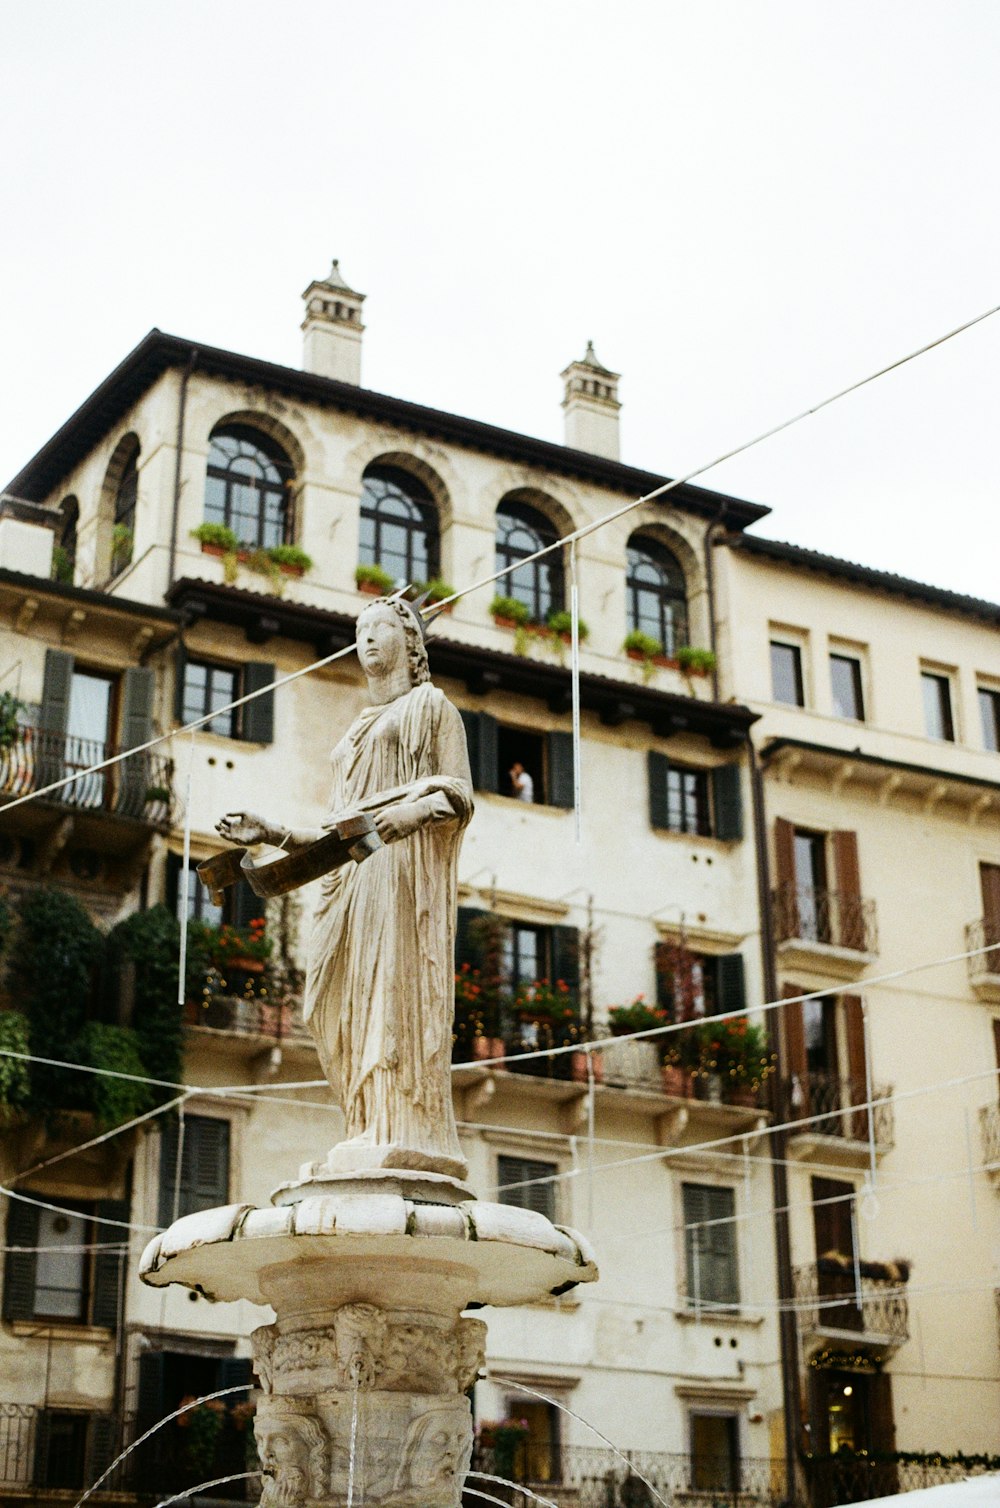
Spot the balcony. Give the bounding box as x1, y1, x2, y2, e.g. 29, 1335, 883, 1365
793, 1260, 909, 1351
0, 724, 174, 852
965, 918, 1000, 1003
184, 992, 314, 1060
772, 882, 877, 978
786, 1072, 894, 1166
0, 1403, 253, 1498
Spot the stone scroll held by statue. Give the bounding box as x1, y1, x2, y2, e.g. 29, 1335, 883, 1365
202, 596, 474, 1185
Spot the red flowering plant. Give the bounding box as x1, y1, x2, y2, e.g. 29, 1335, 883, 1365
513, 977, 577, 1022
694, 1017, 774, 1088
453, 962, 502, 1055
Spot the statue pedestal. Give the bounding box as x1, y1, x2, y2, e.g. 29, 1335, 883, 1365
140, 1188, 597, 1508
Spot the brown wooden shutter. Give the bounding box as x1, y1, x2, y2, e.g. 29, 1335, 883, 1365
992, 1018, 1000, 1096
782, 982, 810, 1120
773, 818, 798, 939
980, 863, 1000, 946
842, 994, 868, 1141
833, 830, 863, 949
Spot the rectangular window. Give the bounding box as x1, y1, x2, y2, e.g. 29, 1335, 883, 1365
690, 1412, 740, 1493
665, 765, 711, 837
182, 659, 238, 738
830, 654, 865, 721
158, 1116, 231, 1227
979, 687, 1000, 752
682, 1183, 738, 1308
770, 641, 804, 706
3, 1193, 126, 1328
34, 1204, 90, 1320
922, 671, 955, 741
496, 724, 545, 804
793, 829, 830, 943
497, 1154, 557, 1223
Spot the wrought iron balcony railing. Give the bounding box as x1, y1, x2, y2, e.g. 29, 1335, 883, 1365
786, 1072, 894, 1149
793, 1260, 909, 1346
185, 992, 312, 1046
469, 1442, 792, 1504
772, 882, 878, 954
0, 724, 174, 825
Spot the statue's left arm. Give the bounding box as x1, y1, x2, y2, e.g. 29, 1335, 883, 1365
373, 695, 472, 844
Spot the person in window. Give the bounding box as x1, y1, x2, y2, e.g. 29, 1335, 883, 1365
509, 761, 534, 802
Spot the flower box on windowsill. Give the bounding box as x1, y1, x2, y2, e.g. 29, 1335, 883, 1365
626, 647, 678, 670
198, 542, 304, 577
224, 955, 266, 974
357, 579, 385, 596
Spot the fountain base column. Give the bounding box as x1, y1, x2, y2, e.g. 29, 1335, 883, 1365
140, 1189, 597, 1508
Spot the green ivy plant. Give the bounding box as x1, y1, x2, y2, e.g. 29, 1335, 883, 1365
77, 1022, 152, 1128
0, 1012, 31, 1123
0, 692, 25, 749
106, 905, 195, 1102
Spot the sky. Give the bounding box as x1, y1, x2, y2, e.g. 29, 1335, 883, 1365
2, 1, 999, 600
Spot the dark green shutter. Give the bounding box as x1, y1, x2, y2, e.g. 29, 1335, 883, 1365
546, 731, 574, 809
165, 852, 182, 919
117, 667, 155, 815
174, 642, 188, 725
550, 926, 580, 997
3, 1197, 39, 1320
715, 954, 746, 1016
497, 1155, 556, 1222
38, 648, 74, 791
136, 1351, 167, 1428
683, 1183, 738, 1307
218, 1356, 254, 1396
459, 710, 498, 793
648, 750, 670, 830
33, 1411, 52, 1487
711, 763, 743, 841
233, 877, 265, 930
86, 1414, 118, 1488
241, 662, 275, 744
455, 906, 487, 969
159, 1116, 231, 1226
91, 1201, 128, 1329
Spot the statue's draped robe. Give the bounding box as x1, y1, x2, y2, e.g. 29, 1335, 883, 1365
304, 683, 473, 1171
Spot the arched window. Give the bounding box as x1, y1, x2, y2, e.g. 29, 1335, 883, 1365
495, 499, 563, 623
358, 465, 439, 584
205, 425, 293, 549
626, 534, 688, 655
56, 497, 78, 583
111, 446, 139, 576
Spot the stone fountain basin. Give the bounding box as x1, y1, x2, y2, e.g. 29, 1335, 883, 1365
139, 1193, 598, 1309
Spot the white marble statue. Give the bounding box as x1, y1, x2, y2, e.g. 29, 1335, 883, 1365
217, 598, 473, 1179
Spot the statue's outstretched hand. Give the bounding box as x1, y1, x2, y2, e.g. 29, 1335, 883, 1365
217, 811, 275, 847
373, 802, 425, 843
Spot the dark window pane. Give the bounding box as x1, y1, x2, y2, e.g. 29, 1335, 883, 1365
922, 672, 954, 741
979, 688, 1000, 752
359, 466, 438, 583
497, 1154, 557, 1221
35, 1207, 88, 1319
691, 1413, 739, 1492
682, 1183, 738, 1307
183, 660, 237, 738
662, 766, 711, 836
771, 641, 804, 706
203, 425, 292, 549
626, 536, 688, 653
830, 654, 865, 721
495, 499, 562, 622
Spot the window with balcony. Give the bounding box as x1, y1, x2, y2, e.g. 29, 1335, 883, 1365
773, 820, 874, 953
158, 1115, 230, 1227
175, 650, 275, 744
459, 710, 574, 809
648, 754, 743, 840
921, 670, 955, 741
690, 1411, 740, 1493
655, 945, 746, 1019
205, 425, 293, 549
497, 1153, 557, 1223
781, 988, 872, 1142
682, 1182, 738, 1308
3, 1193, 127, 1327
770, 640, 804, 706
495, 498, 563, 623
359, 464, 439, 584
979, 686, 1000, 752
33, 1412, 118, 1492
625, 533, 688, 656
830, 653, 865, 721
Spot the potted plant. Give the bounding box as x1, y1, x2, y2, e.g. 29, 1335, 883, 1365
415, 578, 457, 610
110, 523, 134, 573
489, 594, 531, 630
477, 1418, 530, 1480
623, 629, 670, 680
694, 1017, 773, 1105
191, 522, 240, 555
453, 963, 504, 1063
0, 692, 24, 750
356, 562, 395, 595
201, 918, 273, 975
266, 543, 313, 577
677, 645, 717, 677
546, 609, 590, 643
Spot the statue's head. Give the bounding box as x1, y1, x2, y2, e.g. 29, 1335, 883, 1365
356, 598, 431, 686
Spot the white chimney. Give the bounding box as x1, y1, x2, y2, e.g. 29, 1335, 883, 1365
301, 260, 366, 384
561, 341, 621, 460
